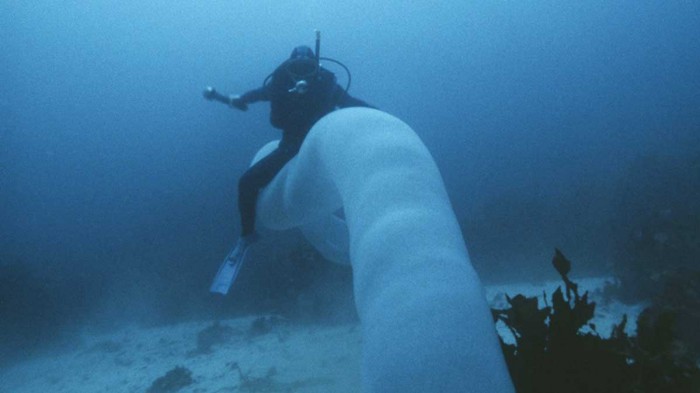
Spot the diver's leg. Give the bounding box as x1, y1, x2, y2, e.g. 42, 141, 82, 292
238, 146, 297, 237
210, 144, 298, 295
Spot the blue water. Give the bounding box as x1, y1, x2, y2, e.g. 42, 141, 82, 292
1, 0, 699, 365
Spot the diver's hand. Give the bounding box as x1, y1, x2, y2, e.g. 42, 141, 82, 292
203, 86, 217, 100
229, 95, 248, 111
203, 87, 245, 110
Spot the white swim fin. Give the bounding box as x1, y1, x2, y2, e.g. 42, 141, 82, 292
209, 239, 252, 295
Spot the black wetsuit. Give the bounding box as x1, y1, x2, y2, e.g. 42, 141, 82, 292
237, 62, 371, 237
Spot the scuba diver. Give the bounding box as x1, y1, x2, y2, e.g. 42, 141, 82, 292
204, 33, 372, 295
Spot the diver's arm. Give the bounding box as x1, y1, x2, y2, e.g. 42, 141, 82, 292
239, 86, 270, 104
229, 86, 272, 111
203, 86, 270, 111
203, 87, 233, 106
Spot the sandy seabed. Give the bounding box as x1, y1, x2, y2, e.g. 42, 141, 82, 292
1, 277, 645, 393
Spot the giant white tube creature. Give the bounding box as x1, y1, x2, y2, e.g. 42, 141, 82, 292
255, 108, 514, 392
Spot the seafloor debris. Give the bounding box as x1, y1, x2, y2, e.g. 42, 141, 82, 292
146, 366, 194, 393
248, 315, 286, 338
492, 249, 700, 393
191, 321, 235, 355
229, 362, 332, 393
232, 362, 278, 392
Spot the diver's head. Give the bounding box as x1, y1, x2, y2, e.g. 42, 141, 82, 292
286, 45, 318, 82
290, 45, 315, 60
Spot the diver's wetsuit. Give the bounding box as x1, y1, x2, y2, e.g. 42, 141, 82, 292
237, 61, 371, 237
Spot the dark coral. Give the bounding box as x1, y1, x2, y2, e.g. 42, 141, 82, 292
493, 249, 700, 393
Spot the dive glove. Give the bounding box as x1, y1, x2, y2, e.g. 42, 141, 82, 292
229, 95, 248, 111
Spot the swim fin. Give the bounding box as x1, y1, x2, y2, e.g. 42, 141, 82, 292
209, 239, 253, 295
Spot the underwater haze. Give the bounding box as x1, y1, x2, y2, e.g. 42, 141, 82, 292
2, 0, 699, 364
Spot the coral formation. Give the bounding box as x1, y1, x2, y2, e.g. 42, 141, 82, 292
493, 249, 700, 393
